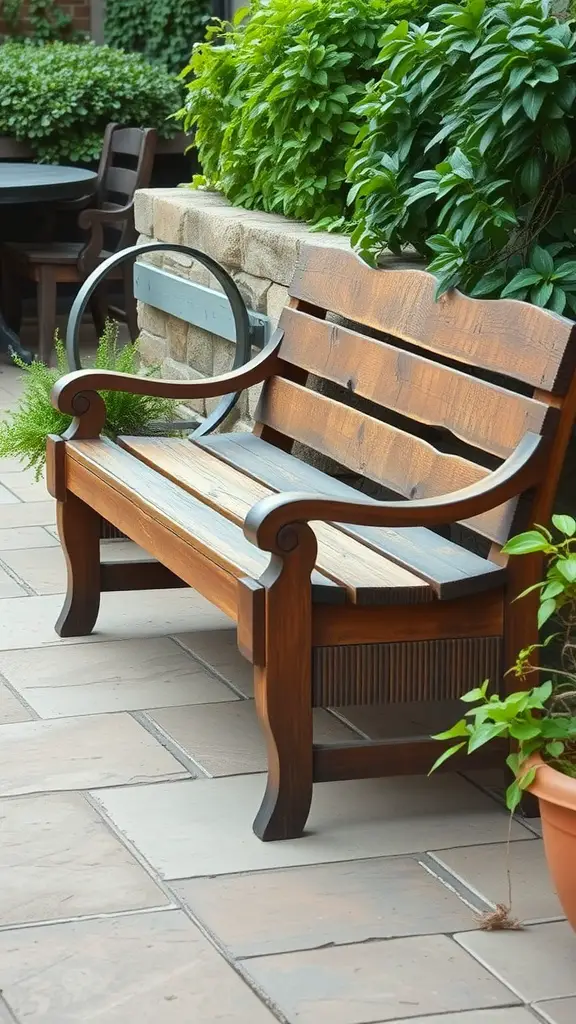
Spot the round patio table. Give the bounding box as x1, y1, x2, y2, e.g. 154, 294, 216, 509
0, 163, 98, 363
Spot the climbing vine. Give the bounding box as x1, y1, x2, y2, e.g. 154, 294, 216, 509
105, 0, 210, 74
0, 0, 79, 41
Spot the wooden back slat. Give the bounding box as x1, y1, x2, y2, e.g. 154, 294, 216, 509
278, 307, 552, 459
256, 377, 515, 543
289, 246, 576, 392
105, 166, 138, 201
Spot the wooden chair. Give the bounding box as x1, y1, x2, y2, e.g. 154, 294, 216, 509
2, 124, 157, 363
47, 243, 576, 841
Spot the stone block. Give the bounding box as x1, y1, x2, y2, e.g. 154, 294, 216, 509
232, 271, 270, 313
240, 218, 312, 285
134, 189, 155, 236
266, 283, 289, 326
247, 381, 264, 420
138, 330, 168, 368
166, 314, 188, 363
162, 358, 206, 416
135, 234, 163, 267
212, 336, 236, 378
186, 325, 214, 377
137, 301, 167, 338
153, 193, 191, 243
183, 205, 257, 269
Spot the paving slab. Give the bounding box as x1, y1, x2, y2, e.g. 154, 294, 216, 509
0, 526, 58, 550
379, 1012, 539, 1024
0, 910, 278, 1023
92, 773, 533, 879
0, 545, 67, 594
456, 922, 576, 1002
432, 840, 562, 923
0, 682, 33, 724
0, 589, 229, 651
0, 566, 26, 598
149, 701, 353, 776
0, 500, 56, 528
535, 996, 576, 1024
172, 855, 477, 957
0, 792, 169, 926
242, 934, 519, 1024
175, 627, 254, 696
0, 713, 189, 796
0, 637, 237, 717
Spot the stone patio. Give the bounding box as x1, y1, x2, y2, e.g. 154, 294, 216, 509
0, 358, 574, 1023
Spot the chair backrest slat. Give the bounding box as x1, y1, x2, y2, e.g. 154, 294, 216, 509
256, 376, 515, 543
278, 306, 553, 459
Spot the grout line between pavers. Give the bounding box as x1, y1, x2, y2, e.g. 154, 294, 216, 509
0, 670, 42, 720
0, 774, 192, 802
0, 555, 36, 598
0, 903, 180, 935
417, 853, 490, 915
81, 789, 288, 1023
131, 710, 210, 777
0, 994, 20, 1024
170, 634, 251, 701
450, 930, 572, 1005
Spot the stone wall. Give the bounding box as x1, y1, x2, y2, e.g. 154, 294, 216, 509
134, 188, 350, 430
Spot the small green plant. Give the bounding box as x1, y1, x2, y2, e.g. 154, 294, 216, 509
346, 0, 576, 313
0, 325, 175, 479
0, 41, 182, 163
431, 515, 576, 811
1, 0, 79, 42
177, 0, 442, 228
105, 0, 210, 75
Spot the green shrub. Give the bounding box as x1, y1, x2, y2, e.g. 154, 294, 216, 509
177, 0, 441, 228
347, 0, 576, 313
104, 0, 210, 76
0, 40, 183, 163
0, 326, 175, 479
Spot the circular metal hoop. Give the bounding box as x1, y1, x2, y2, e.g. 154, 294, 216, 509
66, 242, 252, 437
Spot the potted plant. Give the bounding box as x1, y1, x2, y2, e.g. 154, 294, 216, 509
431, 515, 576, 930
0, 323, 175, 537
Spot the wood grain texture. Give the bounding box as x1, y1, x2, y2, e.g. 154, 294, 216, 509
312, 589, 503, 646
121, 436, 432, 605
66, 437, 342, 605
278, 306, 553, 458
200, 432, 505, 599
313, 736, 507, 782
290, 245, 576, 391
256, 376, 515, 542
55, 493, 101, 638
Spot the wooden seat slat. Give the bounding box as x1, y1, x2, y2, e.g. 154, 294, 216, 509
121, 435, 433, 605
66, 437, 344, 604
198, 431, 505, 599
257, 376, 514, 544
278, 306, 553, 459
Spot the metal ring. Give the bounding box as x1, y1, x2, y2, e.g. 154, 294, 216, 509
65, 242, 252, 436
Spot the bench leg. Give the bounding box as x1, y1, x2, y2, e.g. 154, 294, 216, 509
55, 494, 101, 638
252, 541, 315, 841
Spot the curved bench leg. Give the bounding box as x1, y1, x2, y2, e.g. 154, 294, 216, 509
252, 549, 314, 842
55, 493, 101, 638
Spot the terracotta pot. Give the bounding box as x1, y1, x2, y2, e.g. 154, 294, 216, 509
527, 754, 576, 929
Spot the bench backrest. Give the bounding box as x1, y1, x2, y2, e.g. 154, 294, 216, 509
254, 245, 576, 547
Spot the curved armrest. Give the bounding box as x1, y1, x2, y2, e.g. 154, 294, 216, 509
78, 205, 132, 230
244, 432, 547, 553
51, 329, 283, 436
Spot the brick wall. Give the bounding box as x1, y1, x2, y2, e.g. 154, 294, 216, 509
0, 0, 92, 37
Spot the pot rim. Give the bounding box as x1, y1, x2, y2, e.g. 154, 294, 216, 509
525, 753, 576, 811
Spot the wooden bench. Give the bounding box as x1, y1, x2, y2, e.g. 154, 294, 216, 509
47, 243, 576, 841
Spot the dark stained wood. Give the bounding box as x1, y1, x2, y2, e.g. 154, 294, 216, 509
237, 577, 265, 666
252, 522, 317, 840
278, 306, 553, 458
46, 434, 66, 501
100, 560, 188, 592
55, 493, 101, 638
313, 737, 508, 782
66, 437, 343, 604
200, 432, 505, 599
312, 590, 503, 646
121, 436, 432, 605
256, 376, 517, 543
290, 245, 576, 392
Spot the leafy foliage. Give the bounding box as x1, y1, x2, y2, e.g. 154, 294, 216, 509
0, 326, 175, 479
347, 0, 576, 312
105, 0, 210, 76
430, 515, 576, 809
0, 41, 182, 163
177, 0, 441, 228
